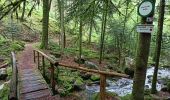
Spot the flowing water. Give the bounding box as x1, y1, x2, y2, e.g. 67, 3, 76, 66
86, 67, 170, 96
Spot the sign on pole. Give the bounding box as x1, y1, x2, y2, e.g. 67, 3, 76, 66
136, 24, 154, 33
138, 0, 155, 17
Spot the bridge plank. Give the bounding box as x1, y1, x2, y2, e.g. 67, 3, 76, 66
20, 89, 51, 100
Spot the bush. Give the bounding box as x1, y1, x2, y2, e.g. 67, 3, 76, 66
0, 83, 9, 100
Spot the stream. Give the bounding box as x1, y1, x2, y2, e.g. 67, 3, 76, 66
86, 67, 170, 96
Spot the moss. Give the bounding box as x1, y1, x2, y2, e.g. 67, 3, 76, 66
0, 83, 9, 100
90, 75, 100, 81
92, 92, 118, 100
120, 94, 132, 100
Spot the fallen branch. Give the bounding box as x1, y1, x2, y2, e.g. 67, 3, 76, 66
0, 62, 8, 69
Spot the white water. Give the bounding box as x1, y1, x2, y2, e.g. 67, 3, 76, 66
86, 67, 170, 96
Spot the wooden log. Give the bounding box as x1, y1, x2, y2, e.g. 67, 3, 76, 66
0, 62, 8, 69
37, 52, 40, 69
59, 63, 129, 78
9, 52, 17, 100
33, 50, 36, 63
42, 56, 45, 77
33, 49, 57, 65
50, 63, 55, 94
100, 74, 106, 100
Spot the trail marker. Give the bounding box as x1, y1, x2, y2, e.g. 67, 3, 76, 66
138, 0, 155, 17
136, 24, 154, 33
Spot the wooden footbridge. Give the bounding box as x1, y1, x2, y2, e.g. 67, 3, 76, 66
9, 48, 129, 100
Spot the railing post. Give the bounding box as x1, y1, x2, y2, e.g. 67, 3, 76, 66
33, 50, 36, 63
50, 63, 55, 94
100, 74, 106, 100
42, 56, 45, 77
37, 52, 40, 69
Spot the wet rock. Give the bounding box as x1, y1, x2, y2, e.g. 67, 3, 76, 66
147, 75, 153, 79
85, 61, 98, 70
157, 79, 166, 85
0, 68, 8, 80
161, 87, 168, 92
72, 79, 85, 91
106, 64, 113, 70
50, 52, 61, 58
124, 67, 134, 78
74, 56, 86, 64
79, 72, 91, 80
148, 79, 152, 83
145, 84, 150, 89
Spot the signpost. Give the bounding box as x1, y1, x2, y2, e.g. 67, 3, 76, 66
138, 0, 155, 17
132, 0, 156, 100
137, 24, 154, 33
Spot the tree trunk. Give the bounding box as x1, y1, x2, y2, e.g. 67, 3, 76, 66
132, 0, 156, 99
57, 0, 65, 52
41, 0, 49, 49
99, 0, 108, 64
88, 1, 95, 44
79, 18, 83, 64
151, 0, 165, 94
21, 0, 26, 21
61, 0, 66, 51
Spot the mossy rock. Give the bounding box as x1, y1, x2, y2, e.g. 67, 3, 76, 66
90, 75, 100, 81
0, 83, 9, 100
92, 92, 118, 100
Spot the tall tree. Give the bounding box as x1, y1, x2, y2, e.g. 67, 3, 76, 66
151, 0, 165, 94
21, 0, 26, 21
40, 0, 49, 49
132, 0, 156, 100
88, 1, 95, 44
99, 0, 108, 64
57, 0, 66, 52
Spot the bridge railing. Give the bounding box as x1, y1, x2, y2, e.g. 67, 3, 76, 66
33, 49, 129, 100
9, 52, 18, 100
33, 49, 58, 93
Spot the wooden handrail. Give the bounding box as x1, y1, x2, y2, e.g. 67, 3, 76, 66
33, 49, 58, 94
9, 52, 18, 100
33, 49, 57, 65
59, 63, 129, 78
33, 50, 129, 100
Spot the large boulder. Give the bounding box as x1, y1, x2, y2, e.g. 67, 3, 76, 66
161, 87, 168, 92
90, 75, 100, 81
125, 57, 135, 69
74, 56, 86, 64
72, 79, 85, 91
0, 68, 8, 80
124, 67, 134, 78
79, 72, 91, 80
84, 61, 98, 70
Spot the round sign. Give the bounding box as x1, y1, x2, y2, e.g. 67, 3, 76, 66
138, 0, 154, 17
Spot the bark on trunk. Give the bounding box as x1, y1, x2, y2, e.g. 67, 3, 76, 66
151, 0, 165, 94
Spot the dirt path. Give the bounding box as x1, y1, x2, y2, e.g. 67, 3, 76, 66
17, 43, 36, 70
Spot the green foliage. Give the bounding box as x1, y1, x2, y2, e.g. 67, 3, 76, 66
92, 92, 118, 100
0, 83, 9, 100
90, 75, 100, 81
0, 39, 25, 57
56, 67, 84, 96
120, 94, 132, 100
